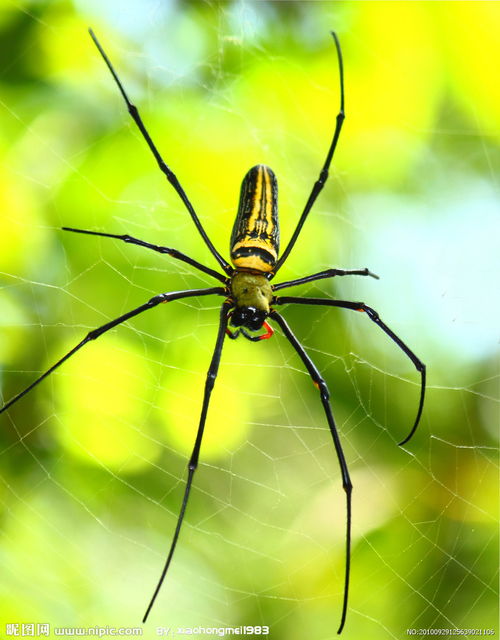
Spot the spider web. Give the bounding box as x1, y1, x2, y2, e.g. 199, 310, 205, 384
0, 2, 498, 639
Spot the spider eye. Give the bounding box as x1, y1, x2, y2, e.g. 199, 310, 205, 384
230, 307, 248, 327
231, 307, 267, 331
247, 310, 267, 331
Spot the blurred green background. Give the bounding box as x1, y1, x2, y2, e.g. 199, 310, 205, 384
0, 1, 498, 638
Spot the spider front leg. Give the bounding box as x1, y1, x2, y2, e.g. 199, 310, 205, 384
143, 300, 232, 622
270, 310, 351, 634
88, 28, 231, 275
274, 32, 345, 274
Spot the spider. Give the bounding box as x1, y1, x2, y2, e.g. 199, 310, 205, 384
0, 29, 426, 634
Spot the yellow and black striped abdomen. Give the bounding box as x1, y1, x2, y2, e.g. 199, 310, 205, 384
230, 165, 279, 273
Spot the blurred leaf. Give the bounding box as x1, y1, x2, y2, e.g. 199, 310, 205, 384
50, 335, 160, 473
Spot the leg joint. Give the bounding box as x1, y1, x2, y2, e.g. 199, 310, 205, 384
363, 305, 379, 320
316, 378, 330, 400
149, 293, 167, 305
161, 162, 176, 182
205, 371, 217, 391
318, 169, 329, 185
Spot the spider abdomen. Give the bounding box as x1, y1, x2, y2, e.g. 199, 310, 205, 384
230, 164, 279, 273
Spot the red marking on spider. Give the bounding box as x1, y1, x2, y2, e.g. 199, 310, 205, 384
258, 321, 274, 340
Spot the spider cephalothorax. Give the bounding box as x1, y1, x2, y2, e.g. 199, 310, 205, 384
226, 271, 274, 340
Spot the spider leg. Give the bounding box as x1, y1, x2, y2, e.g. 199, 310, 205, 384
273, 32, 345, 275
62, 227, 227, 284
143, 300, 232, 622
273, 267, 379, 292
88, 28, 231, 275
270, 310, 351, 634
0, 287, 224, 415
275, 296, 426, 445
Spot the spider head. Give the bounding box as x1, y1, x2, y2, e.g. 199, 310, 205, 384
230, 272, 273, 333
231, 306, 268, 332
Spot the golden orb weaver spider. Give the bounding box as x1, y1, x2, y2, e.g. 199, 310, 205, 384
0, 29, 426, 634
